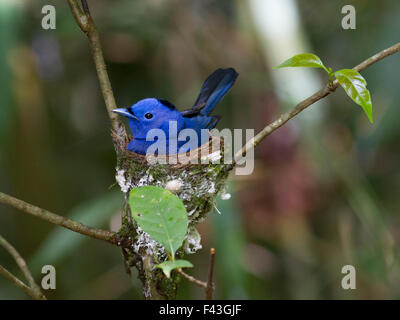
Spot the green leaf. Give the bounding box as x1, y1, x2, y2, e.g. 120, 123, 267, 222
334, 69, 373, 123
274, 53, 329, 73
156, 260, 193, 278
129, 186, 188, 257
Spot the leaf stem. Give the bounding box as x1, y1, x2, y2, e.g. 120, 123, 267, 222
329, 69, 335, 85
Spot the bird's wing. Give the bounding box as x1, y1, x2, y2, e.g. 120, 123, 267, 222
178, 68, 237, 131
181, 68, 238, 119
180, 105, 203, 117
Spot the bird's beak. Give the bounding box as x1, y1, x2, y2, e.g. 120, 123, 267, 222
112, 108, 139, 120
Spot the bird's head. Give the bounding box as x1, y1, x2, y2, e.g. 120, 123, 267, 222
113, 98, 184, 139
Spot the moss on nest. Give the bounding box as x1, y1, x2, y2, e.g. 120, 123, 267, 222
114, 136, 231, 299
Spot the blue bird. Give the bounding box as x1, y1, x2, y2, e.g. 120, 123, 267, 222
112, 68, 238, 155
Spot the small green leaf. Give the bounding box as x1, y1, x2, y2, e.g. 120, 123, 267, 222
334, 69, 373, 123
129, 186, 188, 257
156, 260, 193, 278
274, 53, 329, 73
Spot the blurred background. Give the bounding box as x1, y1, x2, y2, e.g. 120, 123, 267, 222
1, 0, 400, 299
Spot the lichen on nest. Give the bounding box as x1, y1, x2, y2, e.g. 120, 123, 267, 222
115, 136, 231, 281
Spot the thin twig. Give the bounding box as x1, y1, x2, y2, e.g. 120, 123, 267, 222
0, 235, 36, 288
66, 0, 87, 31
177, 248, 216, 299
0, 235, 46, 300
205, 248, 216, 300
0, 192, 117, 244
234, 42, 400, 164
80, 0, 90, 15
0, 265, 40, 299
177, 269, 207, 289
66, 0, 127, 140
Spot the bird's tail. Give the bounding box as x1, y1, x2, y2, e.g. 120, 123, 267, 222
193, 68, 238, 116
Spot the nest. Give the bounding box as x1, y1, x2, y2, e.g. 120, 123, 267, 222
114, 134, 230, 250
112, 132, 231, 298
118, 135, 225, 168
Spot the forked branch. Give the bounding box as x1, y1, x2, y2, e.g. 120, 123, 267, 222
177, 248, 216, 299
0, 235, 46, 300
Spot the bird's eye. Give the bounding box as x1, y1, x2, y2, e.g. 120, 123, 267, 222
144, 113, 153, 119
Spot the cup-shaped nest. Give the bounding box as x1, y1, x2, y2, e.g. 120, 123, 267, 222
114, 135, 230, 259
115, 135, 229, 222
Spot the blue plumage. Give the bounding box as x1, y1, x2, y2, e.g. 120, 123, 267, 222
113, 68, 238, 155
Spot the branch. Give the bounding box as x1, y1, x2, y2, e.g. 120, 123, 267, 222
234, 42, 400, 163
0, 192, 117, 244
177, 269, 207, 289
0, 235, 36, 288
177, 248, 216, 300
66, 0, 127, 141
0, 265, 40, 299
205, 248, 216, 300
0, 235, 46, 300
